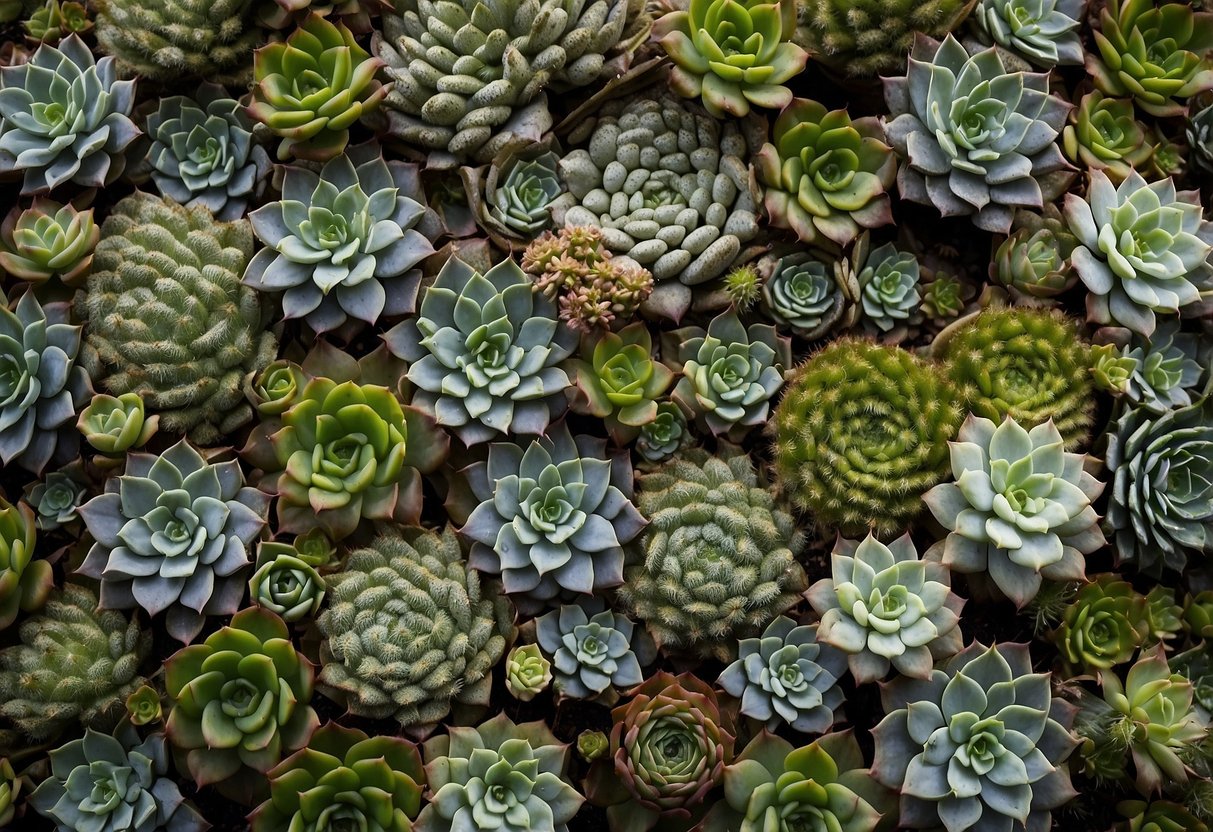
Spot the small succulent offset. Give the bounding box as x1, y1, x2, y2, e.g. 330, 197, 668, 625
718, 617, 846, 733
856, 242, 921, 335
0, 35, 138, 193
0, 198, 97, 285
991, 206, 1079, 300
249, 542, 326, 623
1091, 343, 1138, 396
126, 685, 162, 726
25, 469, 85, 530
483, 150, 563, 240
1052, 574, 1150, 674
1062, 91, 1155, 183
0, 758, 21, 829
76, 393, 157, 462
972, 0, 1084, 66
1115, 800, 1210, 832
25, 0, 90, 44
246, 361, 305, 418
1190, 99, 1213, 175
758, 249, 855, 340
29, 722, 207, 832
807, 534, 965, 682
244, 144, 434, 333
1121, 321, 1208, 413
536, 602, 649, 700
77, 440, 271, 644
924, 415, 1104, 607
577, 730, 609, 763
568, 323, 674, 444
505, 644, 552, 702
883, 34, 1073, 234
872, 642, 1080, 832
0, 495, 49, 630
635, 402, 690, 464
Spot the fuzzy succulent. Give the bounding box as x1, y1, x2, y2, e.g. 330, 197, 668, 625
569, 323, 674, 444
505, 644, 552, 701
317, 527, 515, 735
883, 34, 1073, 234
807, 533, 964, 682
0, 494, 48, 630
991, 206, 1079, 300
758, 249, 855, 339
385, 256, 576, 444
1052, 574, 1150, 674
771, 339, 962, 536
0, 583, 150, 741
635, 402, 690, 463
77, 393, 157, 460
972, 0, 1084, 66
536, 602, 648, 699
25, 469, 84, 530
621, 446, 806, 660
249, 542, 326, 623
1062, 91, 1156, 183
856, 242, 921, 335
1121, 320, 1208, 413
0, 198, 97, 284
872, 641, 1079, 832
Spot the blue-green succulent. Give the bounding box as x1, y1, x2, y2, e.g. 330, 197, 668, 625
536, 601, 649, 700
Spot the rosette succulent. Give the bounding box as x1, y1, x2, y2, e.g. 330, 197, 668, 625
244, 144, 435, 332
1052, 574, 1151, 674
635, 402, 690, 463
77, 393, 157, 461
972, 0, 1084, 66
758, 249, 855, 339
126, 685, 162, 726
482, 149, 563, 240
718, 617, 846, 733
857, 242, 921, 335
883, 34, 1073, 233
1062, 92, 1155, 183
569, 323, 674, 444
924, 415, 1104, 607
0, 757, 19, 828
1092, 343, 1138, 396
25, 469, 85, 530
246, 361, 305, 418
872, 641, 1080, 832
1115, 800, 1210, 832
505, 644, 552, 702
385, 256, 576, 445
0, 494, 48, 630
807, 534, 964, 682
0, 198, 97, 285
1065, 169, 1213, 337
77, 440, 271, 644
461, 422, 644, 607
0, 35, 138, 193
536, 602, 648, 699
991, 206, 1079, 300
1190, 99, 1213, 174
578, 731, 608, 762
249, 542, 326, 623
1122, 321, 1208, 413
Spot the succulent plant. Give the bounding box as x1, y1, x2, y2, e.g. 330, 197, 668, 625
505, 644, 552, 702
126, 685, 162, 726
245, 361, 306, 418
756, 98, 895, 247
416, 712, 582, 832
933, 307, 1096, 448
568, 323, 674, 444
807, 533, 964, 682
552, 94, 760, 321
620, 446, 806, 659
584, 671, 733, 831
723, 263, 763, 311
1065, 169, 1213, 336
251, 721, 426, 832
1088, 0, 1213, 117
1185, 591, 1213, 640
76, 392, 157, 461
79, 192, 277, 445
0, 757, 20, 828
0, 198, 97, 284
991, 205, 1079, 300
972, 0, 1084, 66
248, 14, 387, 162
883, 34, 1073, 234
771, 339, 962, 536
1115, 799, 1210, 832
482, 149, 563, 240
461, 422, 644, 607
856, 242, 921, 335
1121, 321, 1209, 413
920, 271, 973, 321
0, 34, 137, 194
1052, 574, 1151, 675
536, 601, 649, 700
1106, 398, 1213, 575
1092, 343, 1139, 396
1143, 587, 1183, 645
244, 144, 434, 332
1189, 99, 1213, 174
385, 256, 577, 445
249, 542, 326, 623
145, 84, 270, 222
30, 721, 206, 832
25, 468, 85, 530
758, 249, 856, 339
0, 584, 150, 741
1062, 91, 1156, 183
317, 527, 515, 735
0, 494, 49, 630
635, 402, 690, 463
577, 730, 609, 762
77, 440, 270, 644
872, 641, 1080, 832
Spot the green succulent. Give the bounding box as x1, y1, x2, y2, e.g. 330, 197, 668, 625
76, 393, 157, 461
25, 1, 90, 44
973, 0, 1083, 66
25, 469, 85, 530
620, 446, 807, 660
758, 249, 856, 339
126, 685, 162, 726
1144, 586, 1183, 645
1092, 343, 1139, 396
250, 543, 326, 623
30, 721, 206, 832
245, 360, 305, 419
385, 256, 577, 445
635, 402, 690, 463
723, 263, 763, 311
856, 242, 921, 335
1089, 0, 1213, 118
1189, 99, 1213, 174
0, 495, 48, 631
483, 149, 563, 239
505, 644, 552, 702
920, 271, 972, 321
884, 34, 1073, 234
0, 583, 150, 741
536, 601, 649, 700
256, 0, 386, 32
577, 730, 608, 762
1115, 799, 1210, 832
569, 322, 674, 444
771, 339, 962, 536
317, 527, 515, 735
0, 198, 97, 285
1122, 320, 1209, 413
990, 205, 1078, 300
1052, 575, 1151, 675
1185, 591, 1213, 640
872, 641, 1080, 832
806, 533, 964, 682
251, 721, 426, 832
1066, 169, 1213, 336
0, 757, 21, 828
1062, 91, 1156, 183
289, 529, 339, 571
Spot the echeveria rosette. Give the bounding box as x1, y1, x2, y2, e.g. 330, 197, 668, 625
1190, 99, 1213, 175
0, 34, 138, 194
536, 601, 649, 700
461, 422, 644, 608
1092, 343, 1138, 396
756, 98, 896, 247
972, 0, 1084, 67
0, 757, 20, 828
857, 242, 921, 336
758, 250, 855, 339
654, 0, 807, 118
667, 310, 790, 440
717, 617, 846, 734
0, 198, 97, 285
244, 144, 434, 333
481, 149, 563, 241
77, 392, 157, 462
250, 721, 426, 832
635, 402, 690, 464
249, 542, 326, 623
0, 495, 49, 631
882, 34, 1073, 234
1065, 169, 1213, 337
164, 606, 319, 802
385, 256, 576, 445
568, 322, 675, 445
991, 206, 1079, 300
1122, 320, 1208, 413
126, 685, 163, 727
1088, 0, 1213, 118
1051, 574, 1151, 675
806, 534, 964, 683
77, 440, 271, 645
415, 713, 583, 832
1062, 91, 1155, 183
25, 469, 85, 531
872, 641, 1080, 832
505, 644, 552, 702
924, 415, 1104, 608
29, 721, 207, 832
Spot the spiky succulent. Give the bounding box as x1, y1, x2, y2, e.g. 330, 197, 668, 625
0, 198, 97, 284
79, 192, 278, 445
771, 339, 962, 536
856, 242, 921, 335
0, 35, 137, 194
76, 393, 157, 461
972, 0, 1083, 66
1062, 91, 1156, 183
0, 494, 49, 631
505, 644, 552, 702
385, 256, 576, 444
536, 601, 648, 700
25, 468, 85, 530
553, 94, 760, 321
481, 149, 563, 240
807, 533, 964, 682
569, 323, 674, 444
1121, 320, 1209, 413
77, 440, 270, 644
317, 527, 515, 735
1052, 574, 1151, 675
872, 641, 1079, 832
991, 205, 1079, 300
249, 542, 326, 623
758, 249, 856, 339
0, 583, 150, 741
145, 84, 270, 222
883, 34, 1073, 234
635, 402, 690, 464
620, 446, 806, 660
1066, 169, 1213, 337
